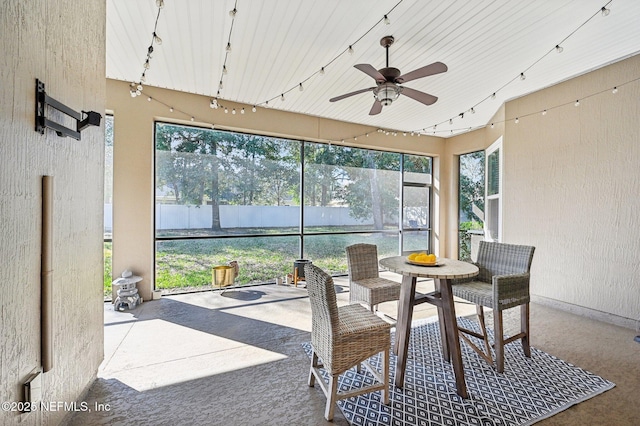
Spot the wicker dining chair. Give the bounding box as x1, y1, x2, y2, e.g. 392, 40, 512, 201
305, 264, 391, 421
346, 243, 401, 312
452, 241, 535, 373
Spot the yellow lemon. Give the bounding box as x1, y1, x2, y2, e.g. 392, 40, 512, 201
408, 253, 419, 261
426, 254, 436, 263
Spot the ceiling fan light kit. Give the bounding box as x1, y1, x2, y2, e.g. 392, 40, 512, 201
330, 35, 447, 115
374, 82, 400, 106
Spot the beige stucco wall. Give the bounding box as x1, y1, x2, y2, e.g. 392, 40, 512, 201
0, 1, 105, 425
106, 79, 447, 299
502, 55, 640, 323
445, 54, 640, 325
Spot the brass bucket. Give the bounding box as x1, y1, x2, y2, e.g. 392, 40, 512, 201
212, 265, 235, 288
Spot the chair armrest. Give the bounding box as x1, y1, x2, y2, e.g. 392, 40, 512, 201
492, 273, 530, 309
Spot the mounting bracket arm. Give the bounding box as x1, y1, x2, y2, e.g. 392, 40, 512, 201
35, 79, 102, 140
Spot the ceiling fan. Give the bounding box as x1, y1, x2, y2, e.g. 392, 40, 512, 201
329, 36, 447, 115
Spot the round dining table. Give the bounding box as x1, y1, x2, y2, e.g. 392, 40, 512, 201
379, 256, 479, 398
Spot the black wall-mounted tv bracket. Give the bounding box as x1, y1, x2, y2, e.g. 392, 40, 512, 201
35, 79, 102, 140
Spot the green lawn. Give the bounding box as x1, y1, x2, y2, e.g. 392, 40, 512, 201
104, 230, 404, 297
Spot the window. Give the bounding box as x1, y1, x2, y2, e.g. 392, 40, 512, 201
104, 115, 114, 299
485, 138, 502, 241
401, 155, 432, 253
458, 151, 485, 261
154, 123, 432, 292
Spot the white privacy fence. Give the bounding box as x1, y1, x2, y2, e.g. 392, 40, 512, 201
104, 204, 371, 229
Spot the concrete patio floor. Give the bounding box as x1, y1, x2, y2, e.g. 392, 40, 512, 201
66, 273, 640, 425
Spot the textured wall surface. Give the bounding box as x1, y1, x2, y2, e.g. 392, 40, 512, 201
445, 56, 640, 325
502, 55, 640, 322
0, 1, 105, 425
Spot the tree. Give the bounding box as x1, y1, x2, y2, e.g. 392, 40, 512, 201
156, 125, 301, 230
459, 151, 485, 223
155, 124, 233, 230
336, 148, 400, 230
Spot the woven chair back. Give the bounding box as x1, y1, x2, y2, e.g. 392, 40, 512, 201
346, 243, 380, 281
305, 263, 340, 339
476, 241, 535, 282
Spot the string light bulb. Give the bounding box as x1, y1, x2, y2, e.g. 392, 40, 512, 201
470, 108, 475, 114
226, 43, 232, 53
520, 72, 526, 81
223, 65, 228, 75
601, 6, 610, 16
299, 83, 304, 91
147, 96, 152, 102
219, 81, 223, 90
542, 109, 547, 115
140, 73, 146, 83
491, 92, 496, 100
224, 107, 228, 113
143, 60, 150, 69
190, 116, 195, 122
281, 93, 285, 101
210, 99, 218, 109
515, 117, 519, 123
229, 7, 237, 18
156, 0, 164, 8
153, 32, 162, 45
612, 86, 618, 94
240, 108, 245, 114
320, 67, 325, 75
383, 15, 391, 25
575, 99, 580, 107
232, 108, 236, 114
169, 107, 174, 112
490, 123, 494, 128
348, 45, 354, 55
252, 105, 257, 112
555, 44, 563, 53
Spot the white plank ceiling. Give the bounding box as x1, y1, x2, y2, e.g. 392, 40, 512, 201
107, 0, 640, 137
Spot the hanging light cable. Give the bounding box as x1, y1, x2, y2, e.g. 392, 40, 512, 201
408, 1, 614, 136
129, 2, 163, 97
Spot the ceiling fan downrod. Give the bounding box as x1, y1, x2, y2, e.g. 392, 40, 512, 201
381, 35, 394, 68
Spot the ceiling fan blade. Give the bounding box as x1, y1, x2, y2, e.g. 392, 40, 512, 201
329, 87, 375, 102
401, 87, 438, 106
396, 62, 447, 84
354, 64, 386, 82
369, 100, 383, 115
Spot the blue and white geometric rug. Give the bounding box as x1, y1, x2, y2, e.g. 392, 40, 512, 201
302, 317, 614, 426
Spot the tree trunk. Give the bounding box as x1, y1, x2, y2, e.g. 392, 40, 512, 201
364, 152, 383, 230
369, 167, 383, 229
210, 149, 221, 231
